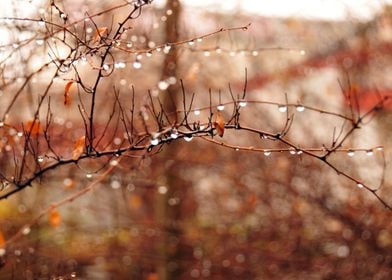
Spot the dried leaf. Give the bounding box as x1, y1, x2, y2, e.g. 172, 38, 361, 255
129, 194, 142, 209
64, 81, 74, 105
49, 209, 61, 228
213, 111, 225, 137
72, 136, 85, 160
93, 27, 108, 42
26, 120, 42, 136
0, 230, 5, 247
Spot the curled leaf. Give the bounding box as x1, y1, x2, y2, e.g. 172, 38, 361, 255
49, 209, 61, 228
64, 81, 74, 105
72, 136, 85, 160
213, 111, 225, 137
93, 27, 108, 42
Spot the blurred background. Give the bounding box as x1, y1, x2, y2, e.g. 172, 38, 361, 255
0, 0, 392, 279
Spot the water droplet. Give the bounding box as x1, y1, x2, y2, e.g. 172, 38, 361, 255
357, 183, 363, 188
167, 76, 177, 84
110, 160, 119, 166
300, 49, 306, 55
37, 156, 44, 163
170, 129, 178, 139
278, 105, 287, 112
264, 150, 271, 156
146, 51, 152, 57
239, 100, 247, 107
184, 135, 193, 142
150, 138, 159, 146
347, 150, 355, 157
111, 180, 121, 189
203, 50, 210, 57
297, 150, 303, 155
194, 109, 201, 116
38, 19, 45, 26
133, 60, 142, 69
229, 51, 236, 57
166, 9, 173, 15
217, 104, 225, 111
296, 105, 305, 112
158, 80, 169, 90
22, 226, 31, 235
86, 173, 93, 179
376, 147, 383, 151
188, 40, 195, 46
289, 147, 296, 155
0, 248, 6, 256
60, 13, 67, 19
366, 150, 374, 156
216, 48, 222, 54
161, 15, 167, 22
163, 44, 171, 53
158, 186, 168, 194
113, 137, 122, 145
71, 272, 77, 278
252, 50, 259, 56
196, 38, 203, 42
36, 39, 44, 45
0, 121, 4, 127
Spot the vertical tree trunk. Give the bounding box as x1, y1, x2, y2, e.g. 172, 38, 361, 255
156, 1, 186, 279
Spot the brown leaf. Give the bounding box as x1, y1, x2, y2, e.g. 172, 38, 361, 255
72, 136, 85, 160
49, 209, 61, 228
213, 111, 225, 137
26, 120, 42, 136
64, 81, 74, 105
93, 27, 108, 42
0, 230, 5, 247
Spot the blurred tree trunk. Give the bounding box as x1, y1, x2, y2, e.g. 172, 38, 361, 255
155, 1, 187, 279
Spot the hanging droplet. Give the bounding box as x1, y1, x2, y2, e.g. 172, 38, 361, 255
17, 131, 23, 137
158, 185, 168, 194
38, 19, 45, 26
22, 226, 31, 235
37, 156, 44, 163
170, 129, 178, 139
289, 147, 296, 155
297, 150, 303, 155
196, 38, 203, 42
86, 173, 93, 179
278, 105, 287, 112
194, 109, 201, 116
296, 105, 305, 112
133, 60, 142, 69
188, 40, 195, 46
347, 150, 355, 157
60, 13, 67, 19
238, 100, 247, 107
217, 104, 225, 111
163, 44, 171, 54
146, 51, 152, 57
103, 64, 110, 71
357, 183, 363, 188
264, 150, 271, 156
158, 80, 169, 90
203, 50, 210, 57
229, 51, 236, 57
35, 39, 44, 45
184, 135, 193, 142
366, 150, 373, 156
0, 121, 4, 127
150, 138, 159, 146
252, 50, 259, 56
216, 48, 222, 54
110, 159, 119, 166
376, 147, 383, 151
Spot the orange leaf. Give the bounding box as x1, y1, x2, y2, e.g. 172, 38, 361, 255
49, 209, 61, 228
72, 136, 85, 160
64, 81, 74, 105
129, 194, 142, 209
93, 27, 108, 42
0, 230, 5, 247
213, 111, 225, 137
26, 120, 42, 135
